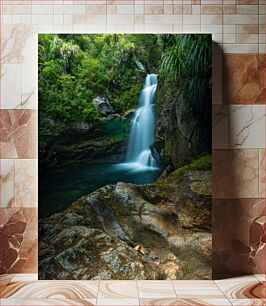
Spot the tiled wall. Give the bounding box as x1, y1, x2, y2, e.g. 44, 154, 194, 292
0, 0, 265, 277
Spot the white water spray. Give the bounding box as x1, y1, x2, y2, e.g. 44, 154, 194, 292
125, 74, 158, 170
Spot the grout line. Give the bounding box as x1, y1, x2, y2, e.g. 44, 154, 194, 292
213, 278, 229, 300
171, 279, 179, 298
95, 279, 100, 305
136, 279, 140, 305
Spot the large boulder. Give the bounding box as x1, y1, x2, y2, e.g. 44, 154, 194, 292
93, 96, 114, 115
39, 158, 211, 280
39, 226, 161, 280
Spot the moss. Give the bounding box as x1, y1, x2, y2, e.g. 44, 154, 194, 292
174, 154, 211, 175
157, 154, 211, 185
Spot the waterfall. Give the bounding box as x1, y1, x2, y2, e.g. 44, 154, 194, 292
125, 74, 158, 169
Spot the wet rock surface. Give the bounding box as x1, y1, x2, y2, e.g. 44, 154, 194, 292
39, 160, 211, 280
93, 96, 114, 115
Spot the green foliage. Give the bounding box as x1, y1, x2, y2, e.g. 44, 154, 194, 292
39, 34, 211, 140
174, 154, 212, 175
38, 34, 163, 133
160, 34, 212, 124
156, 154, 211, 185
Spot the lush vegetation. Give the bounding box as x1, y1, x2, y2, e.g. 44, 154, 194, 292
39, 34, 212, 169
160, 34, 212, 124
39, 34, 163, 128
39, 34, 211, 128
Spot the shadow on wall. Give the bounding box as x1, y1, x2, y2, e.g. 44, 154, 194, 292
212, 42, 266, 279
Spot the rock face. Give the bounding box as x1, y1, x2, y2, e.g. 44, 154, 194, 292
39, 135, 126, 171
93, 96, 114, 115
39, 159, 211, 280
39, 116, 129, 170
153, 83, 211, 169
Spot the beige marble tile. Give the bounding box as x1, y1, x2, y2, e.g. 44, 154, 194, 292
223, 4, 237, 14
212, 105, 229, 149
213, 199, 266, 277
212, 52, 223, 104
32, 4, 54, 15
213, 149, 259, 198
1, 25, 37, 64
0, 110, 37, 159
215, 276, 264, 299
107, 5, 116, 15
182, 5, 192, 15
183, 14, 200, 24
172, 280, 225, 298
1, 281, 99, 299
223, 33, 236, 43
14, 159, 37, 208
11, 274, 38, 282
0, 299, 96, 305
116, 24, 135, 32
1, 64, 22, 109
98, 281, 138, 299
144, 5, 164, 15
144, 24, 174, 33
237, 4, 259, 14
222, 44, 258, 53
96, 299, 139, 305
183, 24, 201, 33
173, 4, 182, 14
192, 5, 201, 14
87, 5, 107, 15
224, 14, 258, 25
144, 14, 182, 24
0, 208, 38, 274
222, 55, 264, 104
238, 0, 258, 4
201, 5, 223, 14
164, 4, 174, 14
223, 25, 237, 34
201, 15, 223, 25
107, 15, 134, 25
135, 15, 144, 24
137, 281, 176, 299
0, 159, 15, 208
254, 274, 266, 283
229, 300, 266, 306
21, 63, 37, 109
0, 274, 14, 294
74, 5, 86, 14
201, 25, 223, 34
258, 149, 265, 198
237, 33, 259, 44
32, 14, 54, 25
229, 105, 265, 149
139, 298, 232, 305
237, 25, 259, 34
201, 0, 223, 4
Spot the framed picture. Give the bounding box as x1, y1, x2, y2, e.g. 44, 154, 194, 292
38, 34, 212, 280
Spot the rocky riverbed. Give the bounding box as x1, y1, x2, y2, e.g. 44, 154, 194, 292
39, 155, 211, 280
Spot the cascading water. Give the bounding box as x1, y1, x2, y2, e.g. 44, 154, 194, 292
125, 74, 158, 169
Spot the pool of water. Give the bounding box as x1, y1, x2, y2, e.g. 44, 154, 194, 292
39, 162, 162, 217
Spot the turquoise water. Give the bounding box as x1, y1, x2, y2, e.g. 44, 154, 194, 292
39, 162, 162, 217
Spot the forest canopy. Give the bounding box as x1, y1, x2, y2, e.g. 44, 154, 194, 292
38, 34, 212, 132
